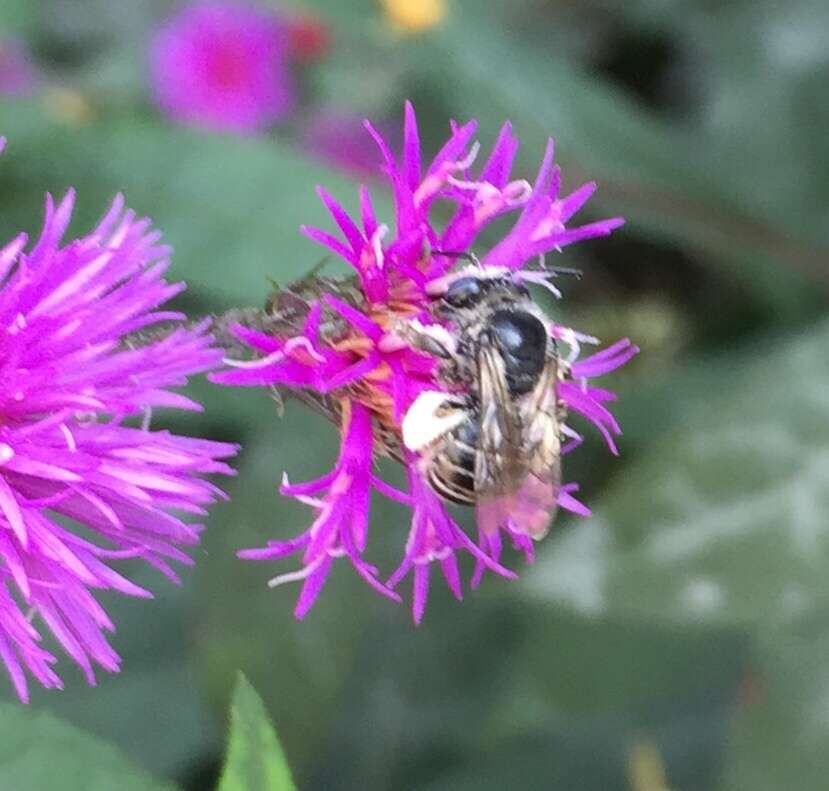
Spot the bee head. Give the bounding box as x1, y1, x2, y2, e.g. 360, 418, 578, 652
442, 275, 488, 308
429, 267, 528, 313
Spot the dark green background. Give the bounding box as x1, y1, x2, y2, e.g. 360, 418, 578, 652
1, 1, 828, 788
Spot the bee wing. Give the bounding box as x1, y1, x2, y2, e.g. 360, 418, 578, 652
474, 339, 526, 493
516, 354, 561, 538
476, 353, 561, 540
474, 338, 531, 534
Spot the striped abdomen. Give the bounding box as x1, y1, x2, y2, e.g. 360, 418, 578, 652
426, 416, 479, 505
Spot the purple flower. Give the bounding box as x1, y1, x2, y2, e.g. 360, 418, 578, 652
303, 109, 395, 180
149, 1, 295, 134
213, 103, 637, 622
0, 39, 36, 97
0, 139, 237, 700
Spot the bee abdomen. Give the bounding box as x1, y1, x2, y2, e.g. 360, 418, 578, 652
428, 418, 478, 506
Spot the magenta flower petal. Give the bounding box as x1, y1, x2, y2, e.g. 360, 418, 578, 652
241, 401, 401, 616
303, 111, 390, 180
0, 166, 236, 699
301, 225, 354, 264
558, 484, 592, 517
215, 104, 636, 621
412, 564, 430, 625
322, 295, 384, 341
294, 555, 334, 619
572, 337, 640, 378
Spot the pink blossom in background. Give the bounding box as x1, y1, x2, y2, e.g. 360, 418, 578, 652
150, 1, 295, 133
285, 13, 332, 63
0, 39, 36, 97
0, 139, 237, 700
304, 109, 395, 179
212, 103, 637, 622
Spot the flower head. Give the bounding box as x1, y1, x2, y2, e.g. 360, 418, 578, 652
149, 1, 295, 133
0, 140, 236, 700
213, 103, 636, 622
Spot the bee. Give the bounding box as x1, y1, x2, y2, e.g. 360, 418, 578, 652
402, 263, 564, 540
224, 254, 567, 538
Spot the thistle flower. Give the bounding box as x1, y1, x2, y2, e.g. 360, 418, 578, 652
0, 140, 236, 700
213, 103, 637, 622
149, 1, 295, 134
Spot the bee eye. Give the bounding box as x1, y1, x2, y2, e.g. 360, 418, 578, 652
442, 276, 484, 307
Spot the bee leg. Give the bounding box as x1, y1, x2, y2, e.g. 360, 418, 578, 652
388, 319, 479, 388
268, 385, 285, 417
391, 319, 457, 360
415, 335, 476, 388
416, 335, 453, 359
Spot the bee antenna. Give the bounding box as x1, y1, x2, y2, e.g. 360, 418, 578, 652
533, 253, 582, 280
431, 249, 483, 268
547, 265, 582, 280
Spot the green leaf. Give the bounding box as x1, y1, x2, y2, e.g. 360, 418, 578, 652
218, 674, 296, 791
0, 703, 175, 791
525, 317, 829, 629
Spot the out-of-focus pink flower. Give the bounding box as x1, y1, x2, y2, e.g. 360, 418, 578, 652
303, 110, 394, 180
212, 103, 636, 622
0, 39, 36, 96
149, 1, 295, 133
0, 139, 237, 700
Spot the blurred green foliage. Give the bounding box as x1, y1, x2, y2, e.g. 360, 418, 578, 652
0, 0, 828, 789
0, 701, 176, 790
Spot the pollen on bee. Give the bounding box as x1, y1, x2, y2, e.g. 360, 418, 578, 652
401, 391, 464, 451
